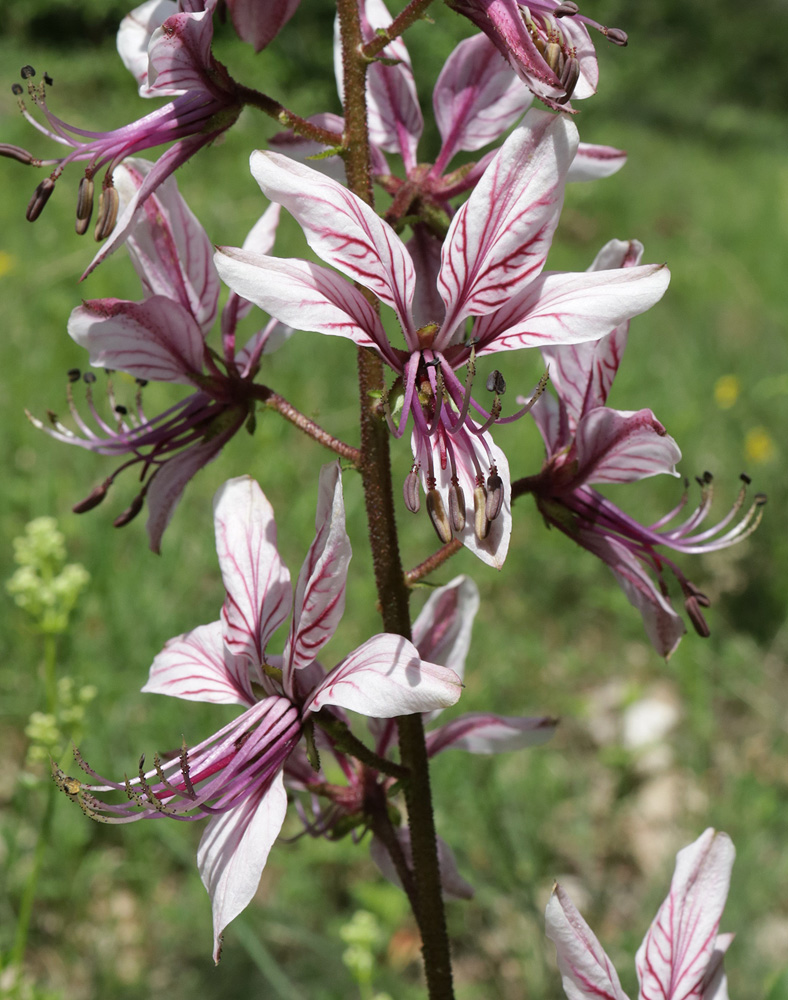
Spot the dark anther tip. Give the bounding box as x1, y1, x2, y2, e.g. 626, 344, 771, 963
605, 27, 628, 46
44, 73, 53, 86
740, 472, 752, 484
83, 372, 97, 384
135, 378, 149, 387
755, 493, 767, 506
67, 368, 81, 383
20, 65, 36, 79
703, 470, 713, 483
114, 405, 128, 416
11, 83, 23, 96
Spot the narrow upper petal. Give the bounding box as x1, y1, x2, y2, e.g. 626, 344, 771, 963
472, 264, 670, 357
115, 158, 219, 333
146, 8, 215, 94
426, 713, 557, 755
283, 463, 352, 687
412, 575, 480, 682
214, 249, 396, 365
437, 110, 577, 343
67, 296, 206, 384
545, 884, 630, 1000
433, 33, 531, 161
574, 408, 682, 485
214, 476, 292, 666
635, 829, 735, 1000
567, 143, 627, 183
117, 0, 178, 96
198, 770, 288, 963
304, 635, 462, 718
247, 150, 417, 340
142, 620, 256, 706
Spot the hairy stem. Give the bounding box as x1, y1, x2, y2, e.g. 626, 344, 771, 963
250, 385, 361, 464
361, 0, 439, 59
405, 538, 463, 586
234, 83, 344, 146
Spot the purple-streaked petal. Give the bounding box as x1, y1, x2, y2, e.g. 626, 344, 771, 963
356, 0, 422, 167
426, 713, 556, 755
545, 884, 630, 1000
146, 8, 214, 94
304, 635, 462, 718
67, 296, 206, 383
214, 249, 395, 363
370, 829, 474, 900
242, 201, 281, 256
567, 143, 627, 183
142, 620, 256, 706
436, 110, 577, 343
433, 33, 531, 161
540, 239, 644, 424
269, 113, 372, 184
580, 530, 686, 658
247, 150, 417, 339
115, 158, 219, 333
702, 934, 734, 1000
146, 420, 242, 554
412, 575, 479, 682
283, 463, 352, 686
530, 387, 570, 458
117, 0, 178, 96
635, 829, 735, 1000
225, 0, 301, 52
198, 769, 288, 963
472, 264, 670, 357
407, 225, 446, 328
214, 476, 292, 665
574, 408, 682, 485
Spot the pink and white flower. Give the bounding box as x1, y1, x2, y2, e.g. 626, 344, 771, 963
29, 158, 289, 553
3, 0, 241, 273
546, 828, 736, 1000
215, 110, 670, 568
54, 464, 462, 961
518, 239, 765, 656
284, 575, 556, 896
446, 0, 628, 111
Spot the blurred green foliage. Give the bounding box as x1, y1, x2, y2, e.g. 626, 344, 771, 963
0, 1, 787, 998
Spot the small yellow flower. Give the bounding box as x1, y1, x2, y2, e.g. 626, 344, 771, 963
744, 427, 776, 464
714, 375, 740, 410
0, 251, 15, 277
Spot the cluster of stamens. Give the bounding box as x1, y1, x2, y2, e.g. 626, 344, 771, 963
518, 2, 628, 103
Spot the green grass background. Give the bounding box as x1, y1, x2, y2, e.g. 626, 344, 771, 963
1, 0, 787, 997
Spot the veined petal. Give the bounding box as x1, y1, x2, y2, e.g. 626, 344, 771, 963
540, 240, 644, 425
545, 884, 630, 1000
437, 110, 577, 343
225, 0, 301, 52
412, 575, 479, 682
284, 463, 352, 685
198, 770, 288, 963
426, 713, 556, 755
580, 530, 686, 658
702, 934, 734, 1000
473, 264, 670, 357
361, 0, 423, 167
635, 829, 735, 1000
214, 249, 395, 363
142, 620, 256, 706
242, 202, 281, 256
530, 386, 570, 458
567, 143, 627, 183
146, 420, 242, 554
575, 408, 682, 485
117, 0, 178, 96
214, 477, 292, 666
67, 296, 206, 384
146, 8, 215, 95
433, 33, 531, 160
304, 635, 462, 718
115, 158, 219, 333
247, 150, 417, 338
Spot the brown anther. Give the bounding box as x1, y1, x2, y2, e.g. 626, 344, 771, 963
426, 489, 453, 544
486, 370, 506, 395
740, 473, 752, 485
75, 176, 94, 236
67, 368, 81, 382
685, 581, 711, 608
20, 65, 36, 80
485, 471, 504, 521
94, 180, 119, 241
113, 493, 145, 527
83, 371, 96, 384
73, 479, 111, 514
448, 479, 466, 532
403, 468, 421, 513
26, 176, 56, 222
685, 596, 711, 638
554, 2, 579, 15
754, 492, 767, 506
559, 55, 580, 97
473, 484, 490, 540
0, 142, 36, 164
11, 83, 23, 96
44, 72, 53, 86
605, 27, 628, 46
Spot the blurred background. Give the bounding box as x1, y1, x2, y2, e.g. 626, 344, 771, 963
1, 0, 787, 997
